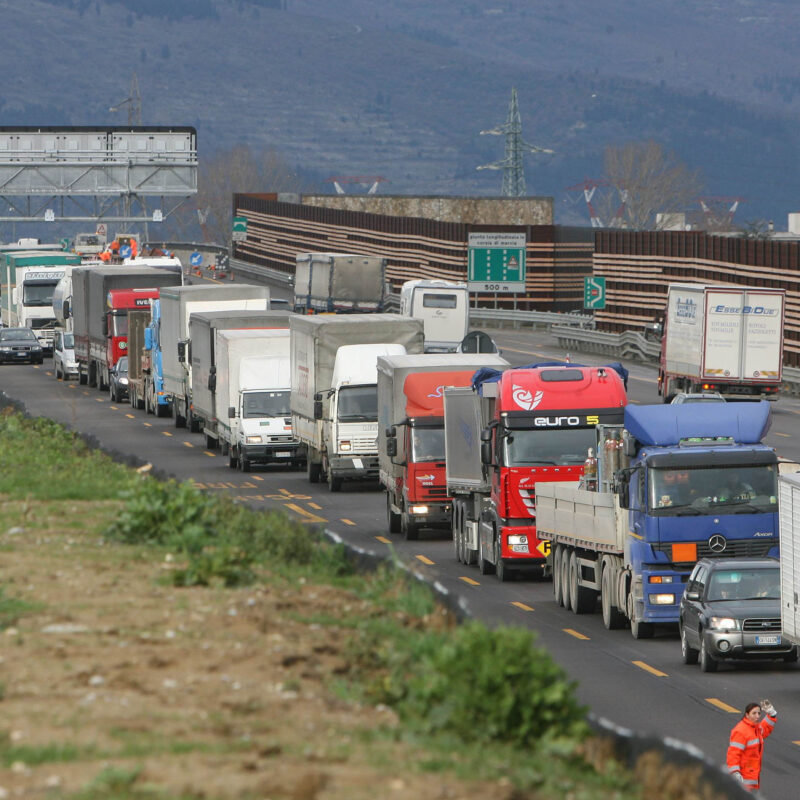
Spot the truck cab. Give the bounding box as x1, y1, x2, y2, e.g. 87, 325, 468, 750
399, 279, 469, 352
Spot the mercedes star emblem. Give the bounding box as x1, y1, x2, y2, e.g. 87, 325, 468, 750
708, 534, 727, 553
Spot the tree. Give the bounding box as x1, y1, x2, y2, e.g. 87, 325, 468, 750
602, 140, 703, 230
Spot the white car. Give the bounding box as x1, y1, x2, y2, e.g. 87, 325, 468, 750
53, 330, 79, 380
670, 392, 725, 404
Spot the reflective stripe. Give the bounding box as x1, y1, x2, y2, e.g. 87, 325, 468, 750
728, 765, 742, 773
743, 778, 759, 786
764, 716, 776, 726
745, 739, 760, 746
729, 741, 746, 750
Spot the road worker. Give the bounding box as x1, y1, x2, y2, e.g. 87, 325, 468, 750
726, 699, 777, 792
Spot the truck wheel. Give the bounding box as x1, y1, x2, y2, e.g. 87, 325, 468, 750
699, 636, 717, 672
307, 458, 322, 484
79, 368, 88, 385
560, 548, 572, 610
569, 551, 596, 614
601, 566, 626, 629
228, 450, 238, 469
156, 402, 171, 418
109, 383, 116, 402
401, 513, 419, 541
328, 471, 342, 492
631, 617, 655, 640
478, 533, 494, 575
205, 433, 216, 450
463, 526, 476, 567
239, 455, 251, 473
495, 536, 512, 582
680, 624, 699, 665
174, 407, 186, 428
452, 505, 461, 561
190, 413, 202, 433
387, 494, 401, 534
55, 363, 62, 380
553, 546, 564, 606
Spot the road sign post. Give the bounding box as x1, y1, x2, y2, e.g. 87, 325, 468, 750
584, 276, 606, 310
467, 232, 526, 294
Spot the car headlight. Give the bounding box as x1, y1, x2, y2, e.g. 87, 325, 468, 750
245, 435, 262, 444
0, 346, 12, 352
32, 346, 42, 351
409, 505, 429, 515
708, 616, 739, 631
339, 440, 352, 451
650, 593, 676, 605
120, 377, 128, 385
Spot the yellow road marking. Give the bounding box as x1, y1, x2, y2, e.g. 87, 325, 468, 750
340, 518, 356, 526
183, 441, 194, 448
706, 698, 739, 713
633, 660, 667, 677
204, 451, 215, 457
68, 385, 75, 389
308, 502, 322, 510
284, 503, 326, 523
775, 432, 790, 438
460, 576, 480, 586
193, 482, 205, 488
110, 405, 118, 410
375, 536, 392, 544
162, 431, 172, 437
251, 475, 264, 481
44, 370, 52, 376
95, 398, 104, 402
563, 628, 590, 640
33, 365, 40, 369
510, 601, 534, 611
415, 555, 435, 565
126, 414, 135, 419
82, 391, 90, 395
144, 422, 152, 427
793, 741, 800, 747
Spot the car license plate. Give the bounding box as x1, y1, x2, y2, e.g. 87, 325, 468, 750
275, 451, 291, 458
755, 635, 780, 645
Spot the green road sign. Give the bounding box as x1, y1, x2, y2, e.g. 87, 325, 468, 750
584, 276, 606, 309
60, 237, 70, 251
467, 232, 526, 294
232, 216, 248, 241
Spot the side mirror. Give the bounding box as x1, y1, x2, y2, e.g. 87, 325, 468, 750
228, 405, 236, 419
177, 341, 186, 364
186, 341, 192, 364
102, 315, 108, 336
208, 370, 216, 393
480, 427, 492, 466
12, 287, 18, 305
63, 298, 71, 319
617, 478, 630, 510
313, 399, 323, 420
624, 436, 637, 458
684, 591, 700, 601
386, 438, 397, 458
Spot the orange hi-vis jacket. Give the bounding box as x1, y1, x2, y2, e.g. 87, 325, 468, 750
726, 710, 776, 791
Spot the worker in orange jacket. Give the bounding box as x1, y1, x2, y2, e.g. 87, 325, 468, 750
726, 699, 777, 792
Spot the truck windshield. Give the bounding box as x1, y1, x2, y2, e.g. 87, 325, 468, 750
22, 281, 58, 307
649, 464, 778, 515
411, 427, 445, 462
337, 385, 377, 422
63, 333, 74, 348
504, 427, 596, 466
706, 568, 779, 601
242, 390, 290, 418
111, 313, 128, 337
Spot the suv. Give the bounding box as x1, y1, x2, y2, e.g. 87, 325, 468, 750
671, 392, 725, 404
679, 557, 797, 672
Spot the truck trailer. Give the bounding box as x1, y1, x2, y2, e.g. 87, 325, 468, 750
658, 284, 784, 401
290, 314, 424, 491
293, 252, 386, 313
378, 353, 508, 540
779, 471, 800, 649
536, 402, 780, 638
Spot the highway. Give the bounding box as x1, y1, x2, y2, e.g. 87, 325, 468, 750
2, 319, 799, 799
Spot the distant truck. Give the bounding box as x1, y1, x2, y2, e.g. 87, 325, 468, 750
293, 252, 386, 313
536, 402, 780, 638
290, 314, 424, 491
445, 363, 628, 581
141, 300, 172, 416
126, 307, 152, 411
1, 250, 81, 351
157, 284, 271, 430
189, 309, 294, 450
378, 353, 508, 539
215, 329, 304, 472
399, 279, 470, 352
658, 284, 785, 401
73, 232, 107, 258
71, 267, 182, 388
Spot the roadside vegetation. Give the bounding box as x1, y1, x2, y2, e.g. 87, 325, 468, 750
0, 407, 692, 799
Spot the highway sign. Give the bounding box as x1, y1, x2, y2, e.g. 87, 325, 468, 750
232, 216, 248, 242
96, 223, 107, 239
119, 245, 132, 259
190, 251, 203, 267
467, 232, 526, 294
584, 276, 606, 309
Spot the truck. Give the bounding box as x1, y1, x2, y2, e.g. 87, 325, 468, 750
141, 300, 172, 417
73, 232, 107, 258
399, 279, 470, 352
71, 267, 182, 388
157, 284, 271, 430
536, 401, 780, 638
779, 472, 800, 648
189, 309, 294, 450
126, 307, 152, 411
290, 314, 425, 491
445, 363, 628, 582
1, 251, 81, 351
658, 284, 785, 401
215, 329, 304, 472
293, 252, 386, 313
378, 353, 508, 540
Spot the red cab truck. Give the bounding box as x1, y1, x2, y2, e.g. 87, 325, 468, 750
377, 353, 508, 540
444, 363, 628, 580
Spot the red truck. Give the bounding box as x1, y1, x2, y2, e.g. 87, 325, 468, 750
377, 353, 509, 540
444, 363, 628, 580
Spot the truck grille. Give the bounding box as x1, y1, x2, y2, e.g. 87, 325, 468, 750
742, 618, 781, 632
266, 435, 295, 444
351, 436, 377, 453
425, 487, 448, 498
655, 540, 774, 561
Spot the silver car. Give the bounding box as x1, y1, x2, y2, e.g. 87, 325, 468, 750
679, 557, 797, 672
53, 330, 79, 380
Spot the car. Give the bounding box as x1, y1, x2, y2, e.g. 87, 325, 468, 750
670, 391, 725, 404
679, 557, 798, 672
53, 330, 79, 380
0, 327, 44, 364
109, 356, 129, 403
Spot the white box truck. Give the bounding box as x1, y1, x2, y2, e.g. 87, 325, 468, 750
658, 284, 785, 401
399, 279, 470, 352
779, 472, 800, 647
158, 284, 271, 430
293, 252, 386, 313
290, 314, 424, 491
215, 329, 304, 472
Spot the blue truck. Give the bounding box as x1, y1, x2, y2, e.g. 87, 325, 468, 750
535, 402, 778, 638
142, 299, 172, 417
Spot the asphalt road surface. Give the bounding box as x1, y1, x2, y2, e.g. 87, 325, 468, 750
2, 320, 798, 799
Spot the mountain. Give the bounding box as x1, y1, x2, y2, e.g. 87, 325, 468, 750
2, 0, 799, 228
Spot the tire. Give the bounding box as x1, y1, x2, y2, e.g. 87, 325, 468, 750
228, 451, 238, 469
79, 369, 88, 385
680, 624, 699, 665
699, 636, 718, 672
569, 551, 596, 614
307, 458, 322, 484
174, 406, 186, 428
560, 547, 572, 611
478, 531, 494, 575
495, 535, 512, 582
205, 433, 216, 450
55, 364, 62, 380
553, 546, 564, 606
327, 470, 342, 492
239, 455, 250, 473
401, 513, 419, 541
109, 383, 115, 402
156, 402, 170, 418
783, 649, 798, 664
601, 566, 626, 629
189, 413, 202, 434
387, 494, 401, 534
631, 617, 655, 640
452, 504, 461, 561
